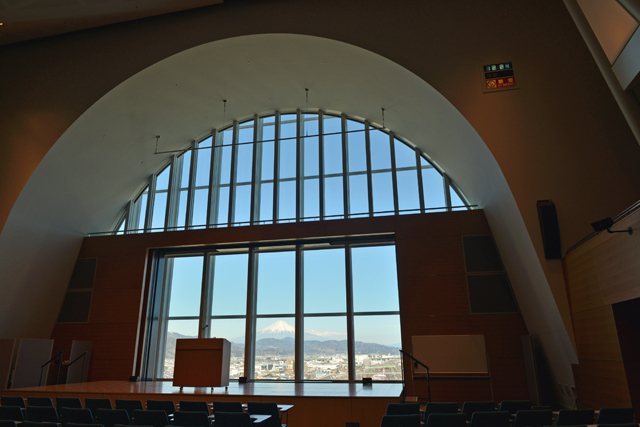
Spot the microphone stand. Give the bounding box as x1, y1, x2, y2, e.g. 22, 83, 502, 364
67, 351, 89, 383
399, 349, 431, 402
40, 351, 64, 386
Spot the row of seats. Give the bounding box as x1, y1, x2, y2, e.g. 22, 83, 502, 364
381, 401, 637, 427
0, 397, 283, 427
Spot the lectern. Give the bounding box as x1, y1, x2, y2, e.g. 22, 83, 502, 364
173, 338, 230, 389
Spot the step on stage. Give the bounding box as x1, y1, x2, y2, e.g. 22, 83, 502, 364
2, 381, 403, 427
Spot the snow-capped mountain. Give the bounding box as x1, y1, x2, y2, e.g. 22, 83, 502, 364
257, 320, 295, 340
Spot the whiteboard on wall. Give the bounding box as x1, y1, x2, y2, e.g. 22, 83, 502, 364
411, 335, 488, 374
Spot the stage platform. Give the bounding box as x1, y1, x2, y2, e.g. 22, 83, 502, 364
3, 381, 403, 427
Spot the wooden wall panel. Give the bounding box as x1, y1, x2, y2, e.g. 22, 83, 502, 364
398, 275, 469, 316
573, 360, 632, 409
458, 209, 492, 236
395, 236, 465, 277
573, 306, 623, 361
488, 357, 529, 402
92, 256, 147, 290
89, 288, 143, 324
88, 358, 134, 381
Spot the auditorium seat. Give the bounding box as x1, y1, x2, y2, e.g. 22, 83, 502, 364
132, 409, 169, 427
598, 408, 635, 424
214, 412, 253, 427
115, 400, 144, 420
246, 402, 284, 427
513, 409, 553, 427
0, 420, 17, 427
173, 410, 211, 427
86, 398, 113, 418
461, 401, 496, 421
423, 402, 459, 420
425, 413, 466, 427
178, 401, 209, 414
386, 403, 421, 416
556, 409, 595, 425
1, 397, 25, 409
597, 424, 639, 427
145, 400, 176, 418
57, 397, 84, 410
60, 408, 94, 427
22, 421, 58, 427
28, 397, 54, 407
379, 414, 421, 427
0, 406, 24, 422
68, 423, 104, 427
470, 410, 511, 427
26, 406, 59, 423
498, 400, 532, 413
212, 402, 243, 413
96, 408, 131, 427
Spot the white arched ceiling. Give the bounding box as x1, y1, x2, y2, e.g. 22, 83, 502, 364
0, 33, 576, 387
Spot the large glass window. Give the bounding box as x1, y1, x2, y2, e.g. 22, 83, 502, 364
114, 110, 470, 235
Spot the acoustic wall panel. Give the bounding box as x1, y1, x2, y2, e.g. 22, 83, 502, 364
11, 339, 54, 388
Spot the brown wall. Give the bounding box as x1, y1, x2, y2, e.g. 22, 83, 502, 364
51, 209, 529, 403
563, 204, 640, 410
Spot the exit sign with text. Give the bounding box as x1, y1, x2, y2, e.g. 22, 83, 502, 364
482, 62, 518, 93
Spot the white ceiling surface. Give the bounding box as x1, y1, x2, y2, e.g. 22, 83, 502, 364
0, 0, 222, 45
0, 34, 576, 384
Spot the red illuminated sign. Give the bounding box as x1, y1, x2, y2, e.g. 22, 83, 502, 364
486, 77, 516, 89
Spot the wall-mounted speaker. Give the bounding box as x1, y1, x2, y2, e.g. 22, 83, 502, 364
537, 200, 562, 259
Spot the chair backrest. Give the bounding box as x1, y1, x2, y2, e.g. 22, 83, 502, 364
86, 398, 113, 413
132, 409, 169, 427
57, 397, 84, 410
174, 410, 211, 427
461, 402, 496, 420
597, 424, 639, 427
0, 420, 18, 427
1, 397, 25, 408
115, 400, 144, 419
424, 402, 459, 418
21, 421, 59, 427
0, 406, 24, 422
28, 397, 54, 407
470, 410, 511, 427
513, 409, 553, 427
26, 406, 59, 423
96, 408, 131, 427
380, 414, 422, 427
179, 401, 209, 414
426, 413, 467, 427
598, 408, 635, 424
498, 400, 532, 413
246, 402, 281, 427
60, 408, 94, 427
67, 423, 104, 427
557, 409, 595, 426
386, 403, 421, 416
214, 412, 253, 427
145, 400, 176, 416
213, 401, 244, 413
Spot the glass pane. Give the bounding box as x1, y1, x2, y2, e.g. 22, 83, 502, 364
192, 188, 208, 227
175, 189, 188, 229
179, 151, 192, 189
258, 182, 273, 223
238, 120, 254, 144
209, 318, 246, 379
354, 315, 402, 381
210, 253, 248, 316
116, 219, 125, 235
233, 184, 251, 225
347, 127, 367, 173
303, 316, 348, 380
280, 114, 297, 140
303, 248, 346, 313
279, 137, 297, 179
323, 133, 343, 175
215, 186, 230, 226
450, 184, 467, 210
303, 178, 319, 220
256, 251, 295, 315
351, 246, 399, 312
254, 317, 295, 380
371, 172, 394, 215
161, 319, 199, 379
134, 189, 148, 231
347, 119, 365, 132
302, 113, 319, 136
278, 180, 296, 222
219, 127, 233, 146
217, 145, 232, 185
151, 192, 167, 231
422, 167, 446, 211
324, 115, 342, 134
394, 139, 416, 169
303, 136, 319, 177
370, 129, 391, 171
166, 256, 204, 317
324, 176, 344, 219
156, 166, 171, 191
348, 174, 369, 216
235, 143, 253, 184
396, 169, 420, 214
260, 140, 275, 181
195, 138, 212, 187
259, 116, 276, 142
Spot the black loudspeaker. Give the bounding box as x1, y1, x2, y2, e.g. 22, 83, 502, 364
129, 375, 139, 382
362, 377, 373, 386
537, 200, 561, 259
239, 376, 248, 383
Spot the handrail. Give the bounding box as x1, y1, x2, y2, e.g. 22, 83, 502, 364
399, 349, 431, 402
67, 351, 89, 383
39, 351, 63, 386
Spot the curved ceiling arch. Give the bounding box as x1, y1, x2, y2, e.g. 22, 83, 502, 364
0, 35, 575, 386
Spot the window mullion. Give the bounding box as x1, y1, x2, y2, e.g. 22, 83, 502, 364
389, 132, 400, 215
415, 148, 425, 214
207, 130, 219, 227
124, 201, 133, 234
341, 113, 349, 218
244, 248, 257, 379
294, 245, 304, 381
144, 174, 157, 231
273, 112, 281, 223
365, 121, 373, 217
199, 254, 212, 339
186, 140, 198, 229
250, 114, 260, 225
345, 245, 355, 381
228, 121, 239, 226
318, 110, 325, 220
165, 155, 179, 230
444, 173, 452, 212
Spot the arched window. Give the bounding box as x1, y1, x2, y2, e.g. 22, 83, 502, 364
113, 110, 470, 234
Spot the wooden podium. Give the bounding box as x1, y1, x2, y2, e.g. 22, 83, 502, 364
173, 338, 231, 388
